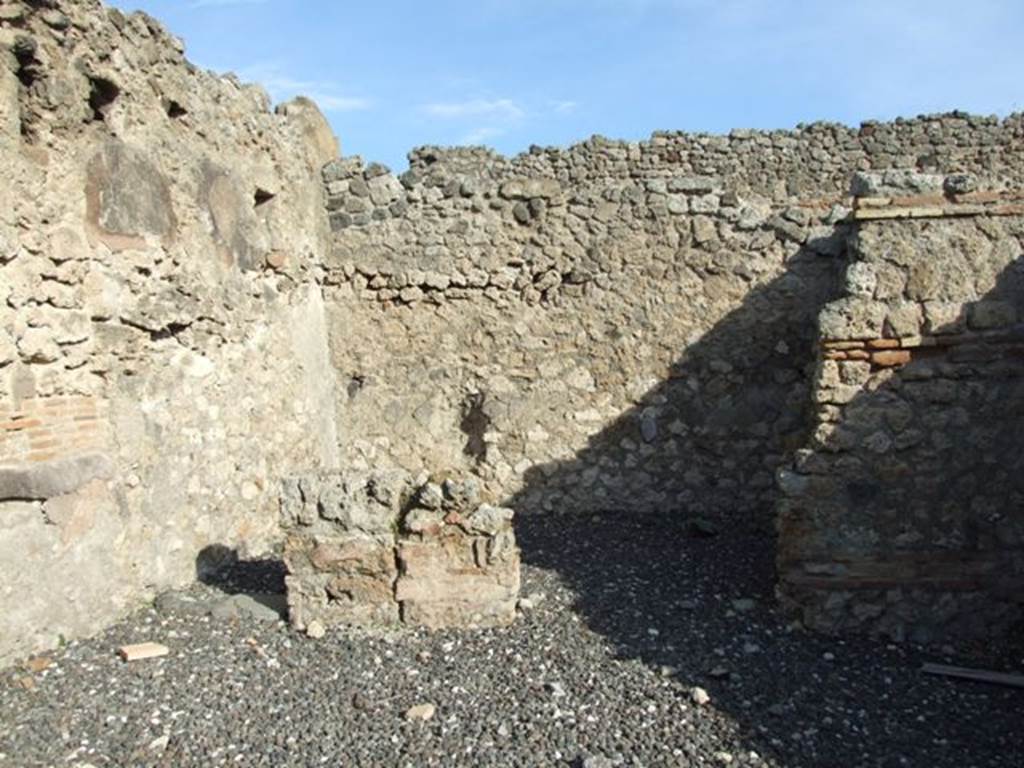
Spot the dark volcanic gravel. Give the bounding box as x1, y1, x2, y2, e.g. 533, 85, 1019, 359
2, 513, 1022, 768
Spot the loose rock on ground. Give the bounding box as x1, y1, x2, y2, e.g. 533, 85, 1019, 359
1, 514, 1021, 767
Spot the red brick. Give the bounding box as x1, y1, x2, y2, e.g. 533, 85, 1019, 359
866, 338, 900, 349
872, 349, 911, 367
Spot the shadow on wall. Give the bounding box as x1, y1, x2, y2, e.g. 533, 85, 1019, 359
504, 240, 1024, 764
779, 249, 1024, 642
501, 238, 844, 761
190, 229, 1024, 764
195, 544, 286, 595
508, 239, 843, 529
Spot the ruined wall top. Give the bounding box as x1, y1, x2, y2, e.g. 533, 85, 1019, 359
322, 112, 1024, 291
330, 112, 1024, 223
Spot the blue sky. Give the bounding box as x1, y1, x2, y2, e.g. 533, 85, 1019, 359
108, 0, 1023, 171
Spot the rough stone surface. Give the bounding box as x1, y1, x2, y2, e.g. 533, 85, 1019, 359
0, 0, 339, 665
1, 516, 1022, 767
281, 472, 520, 630
777, 176, 1024, 641
3, 0, 1024, 666
0, 452, 113, 499
322, 114, 1024, 532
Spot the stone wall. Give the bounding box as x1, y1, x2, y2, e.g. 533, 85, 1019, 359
324, 116, 1024, 524
281, 471, 519, 631
777, 173, 1024, 641
0, 0, 339, 664
4, 0, 1024, 664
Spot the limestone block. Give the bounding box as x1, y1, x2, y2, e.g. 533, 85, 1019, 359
691, 216, 717, 244
16, 326, 60, 363
922, 301, 965, 335
315, 470, 409, 534
884, 302, 923, 338
850, 170, 945, 198
844, 262, 877, 298
668, 175, 722, 194
499, 177, 561, 200
818, 297, 885, 341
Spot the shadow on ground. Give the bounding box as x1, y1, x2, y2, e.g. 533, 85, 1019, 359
191, 232, 1024, 766
506, 238, 1024, 766
195, 544, 286, 596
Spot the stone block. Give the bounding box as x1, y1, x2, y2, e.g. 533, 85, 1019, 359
0, 453, 113, 501
400, 598, 518, 629
668, 175, 722, 194
309, 536, 396, 575
499, 177, 561, 200
871, 349, 911, 367
968, 301, 1016, 330
276, 96, 339, 170
396, 533, 520, 628
923, 301, 965, 335
850, 170, 945, 198
818, 297, 885, 341
280, 471, 520, 631
0, 49, 18, 147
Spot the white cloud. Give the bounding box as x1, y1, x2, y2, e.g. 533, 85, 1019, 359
189, 0, 269, 8
421, 96, 581, 147
238, 65, 371, 113
301, 92, 373, 112
422, 99, 525, 122
460, 126, 506, 145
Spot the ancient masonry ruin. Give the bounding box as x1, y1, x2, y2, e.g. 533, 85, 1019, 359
1, 0, 1022, 664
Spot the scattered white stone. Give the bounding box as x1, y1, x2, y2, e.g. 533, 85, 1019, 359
405, 703, 436, 722
546, 681, 567, 698
691, 686, 711, 706
305, 620, 326, 639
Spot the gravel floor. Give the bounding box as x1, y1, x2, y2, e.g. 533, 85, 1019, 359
2, 513, 1022, 768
